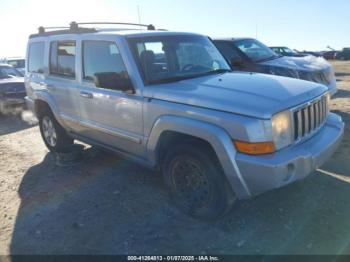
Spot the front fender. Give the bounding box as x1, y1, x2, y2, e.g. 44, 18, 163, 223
147, 115, 251, 199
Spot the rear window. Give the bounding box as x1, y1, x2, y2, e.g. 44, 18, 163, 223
28, 42, 45, 73
50, 41, 76, 78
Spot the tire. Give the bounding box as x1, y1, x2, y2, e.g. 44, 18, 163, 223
39, 108, 73, 152
162, 142, 236, 221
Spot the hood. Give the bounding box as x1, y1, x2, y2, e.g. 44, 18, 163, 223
260, 55, 331, 72
0, 77, 25, 93
0, 77, 24, 84
147, 72, 327, 119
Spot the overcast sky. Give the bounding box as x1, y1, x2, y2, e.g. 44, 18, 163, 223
0, 0, 349, 58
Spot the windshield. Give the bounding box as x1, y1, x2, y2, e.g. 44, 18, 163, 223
7, 59, 25, 68
0, 66, 23, 79
234, 39, 278, 62
128, 35, 231, 84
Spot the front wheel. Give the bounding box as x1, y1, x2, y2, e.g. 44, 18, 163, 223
39, 109, 73, 152
162, 143, 236, 221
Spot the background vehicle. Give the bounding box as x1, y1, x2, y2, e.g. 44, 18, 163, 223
1, 58, 25, 75
322, 51, 338, 60
0, 64, 26, 114
213, 38, 337, 96
296, 50, 324, 57
335, 48, 350, 60
25, 22, 343, 220
270, 46, 307, 57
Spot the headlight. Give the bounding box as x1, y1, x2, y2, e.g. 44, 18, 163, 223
326, 92, 331, 105
272, 110, 293, 150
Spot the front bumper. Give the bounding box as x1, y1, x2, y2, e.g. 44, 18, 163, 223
0, 97, 25, 109
235, 113, 344, 198
25, 96, 35, 113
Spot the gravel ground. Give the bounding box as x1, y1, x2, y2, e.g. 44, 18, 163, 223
0, 61, 349, 255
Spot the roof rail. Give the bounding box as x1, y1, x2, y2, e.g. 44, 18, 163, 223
74, 22, 156, 30
31, 21, 156, 38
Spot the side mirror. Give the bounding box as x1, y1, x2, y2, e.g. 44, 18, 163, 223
94, 72, 135, 94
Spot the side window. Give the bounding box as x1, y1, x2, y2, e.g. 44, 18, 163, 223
83, 41, 128, 82
214, 41, 242, 63
50, 41, 76, 77
28, 42, 45, 73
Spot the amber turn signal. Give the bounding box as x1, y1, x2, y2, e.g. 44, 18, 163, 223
233, 140, 275, 155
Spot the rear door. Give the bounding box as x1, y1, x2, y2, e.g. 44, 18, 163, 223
45, 39, 81, 131
76, 40, 144, 156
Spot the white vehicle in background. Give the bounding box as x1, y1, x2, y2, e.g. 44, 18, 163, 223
0, 57, 25, 75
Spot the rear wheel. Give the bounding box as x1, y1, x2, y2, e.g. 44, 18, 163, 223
39, 109, 73, 152
162, 142, 236, 220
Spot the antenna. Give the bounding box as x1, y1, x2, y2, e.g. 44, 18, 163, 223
137, 5, 142, 30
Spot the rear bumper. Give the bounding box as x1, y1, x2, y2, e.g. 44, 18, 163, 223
235, 113, 344, 198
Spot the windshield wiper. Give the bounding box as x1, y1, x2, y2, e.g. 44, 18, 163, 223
202, 69, 232, 76
149, 75, 197, 84
148, 69, 232, 84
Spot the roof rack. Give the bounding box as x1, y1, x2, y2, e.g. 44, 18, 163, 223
30, 21, 156, 38
74, 22, 156, 30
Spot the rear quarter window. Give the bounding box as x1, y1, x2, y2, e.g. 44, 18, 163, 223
28, 42, 45, 73
50, 41, 76, 78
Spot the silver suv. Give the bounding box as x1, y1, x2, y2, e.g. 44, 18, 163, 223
25, 22, 344, 220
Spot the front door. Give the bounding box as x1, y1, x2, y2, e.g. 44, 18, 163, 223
76, 40, 144, 156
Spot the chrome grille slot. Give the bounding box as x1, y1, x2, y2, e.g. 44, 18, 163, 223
293, 95, 328, 141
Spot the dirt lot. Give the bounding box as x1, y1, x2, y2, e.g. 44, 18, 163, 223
0, 61, 349, 255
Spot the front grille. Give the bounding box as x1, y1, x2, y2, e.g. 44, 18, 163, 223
1, 82, 25, 99
293, 95, 328, 141
4, 91, 26, 99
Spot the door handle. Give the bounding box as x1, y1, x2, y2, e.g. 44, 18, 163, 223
80, 91, 93, 99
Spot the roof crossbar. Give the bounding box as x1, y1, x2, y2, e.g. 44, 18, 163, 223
73, 22, 156, 30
